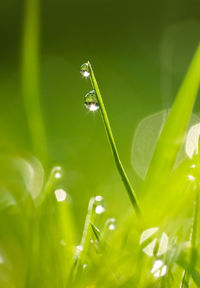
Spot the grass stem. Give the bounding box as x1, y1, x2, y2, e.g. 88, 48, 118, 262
22, 0, 48, 164
180, 191, 199, 287
87, 62, 140, 214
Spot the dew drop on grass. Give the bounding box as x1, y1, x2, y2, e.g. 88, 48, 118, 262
108, 223, 116, 231
106, 218, 117, 231
94, 195, 105, 214
54, 189, 67, 202
95, 205, 105, 214
75, 245, 83, 257
95, 195, 103, 202
73, 245, 82, 260
85, 91, 99, 112
187, 174, 195, 181
52, 166, 63, 179
80, 63, 90, 78
54, 188, 72, 203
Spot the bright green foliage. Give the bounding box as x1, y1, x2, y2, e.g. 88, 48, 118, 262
0, 44, 200, 288
1, 1, 200, 286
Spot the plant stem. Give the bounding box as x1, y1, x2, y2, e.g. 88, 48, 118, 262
22, 0, 48, 164
80, 197, 96, 257
181, 191, 199, 287
87, 62, 140, 214
69, 197, 96, 283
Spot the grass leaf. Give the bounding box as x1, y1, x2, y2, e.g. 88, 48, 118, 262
142, 45, 200, 216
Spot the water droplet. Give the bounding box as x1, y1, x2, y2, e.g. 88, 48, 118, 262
93, 195, 105, 214
106, 218, 117, 231
73, 245, 83, 260
54, 189, 67, 202
80, 63, 90, 78
76, 245, 83, 256
95, 195, 103, 202
108, 223, 116, 231
188, 174, 195, 181
83, 263, 87, 269
151, 260, 167, 278
95, 205, 105, 214
85, 91, 99, 112
52, 166, 63, 179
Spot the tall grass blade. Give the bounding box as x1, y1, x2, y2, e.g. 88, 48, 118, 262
22, 0, 48, 164
142, 45, 200, 212
88, 62, 140, 214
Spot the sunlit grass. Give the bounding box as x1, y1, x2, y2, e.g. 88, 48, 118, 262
0, 0, 200, 286
1, 45, 200, 288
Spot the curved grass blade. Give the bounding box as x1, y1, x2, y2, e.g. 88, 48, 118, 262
142, 45, 200, 210
87, 62, 140, 214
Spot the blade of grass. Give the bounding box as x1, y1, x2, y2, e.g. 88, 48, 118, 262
55, 191, 76, 282
87, 62, 140, 214
90, 222, 101, 242
180, 191, 199, 287
80, 197, 96, 261
142, 45, 200, 206
36, 166, 62, 205
22, 0, 48, 164
69, 197, 96, 283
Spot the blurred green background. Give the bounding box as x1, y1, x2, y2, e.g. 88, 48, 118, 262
0, 0, 200, 236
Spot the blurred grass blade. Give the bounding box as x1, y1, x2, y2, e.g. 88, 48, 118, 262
55, 191, 76, 281
142, 45, 200, 199
22, 0, 48, 164
90, 222, 101, 242
178, 252, 200, 287
80, 197, 96, 260
70, 197, 96, 282
180, 191, 199, 287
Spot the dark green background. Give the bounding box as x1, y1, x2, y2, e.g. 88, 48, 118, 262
0, 0, 200, 234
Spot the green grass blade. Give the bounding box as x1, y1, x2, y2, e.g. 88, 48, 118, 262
180, 191, 199, 287
22, 0, 48, 164
142, 45, 200, 201
69, 197, 96, 282
90, 222, 101, 242
87, 62, 140, 214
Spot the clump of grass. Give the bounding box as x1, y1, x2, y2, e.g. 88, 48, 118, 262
1, 0, 200, 285
76, 45, 200, 287
0, 47, 200, 287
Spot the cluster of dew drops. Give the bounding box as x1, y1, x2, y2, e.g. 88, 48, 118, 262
80, 63, 100, 112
